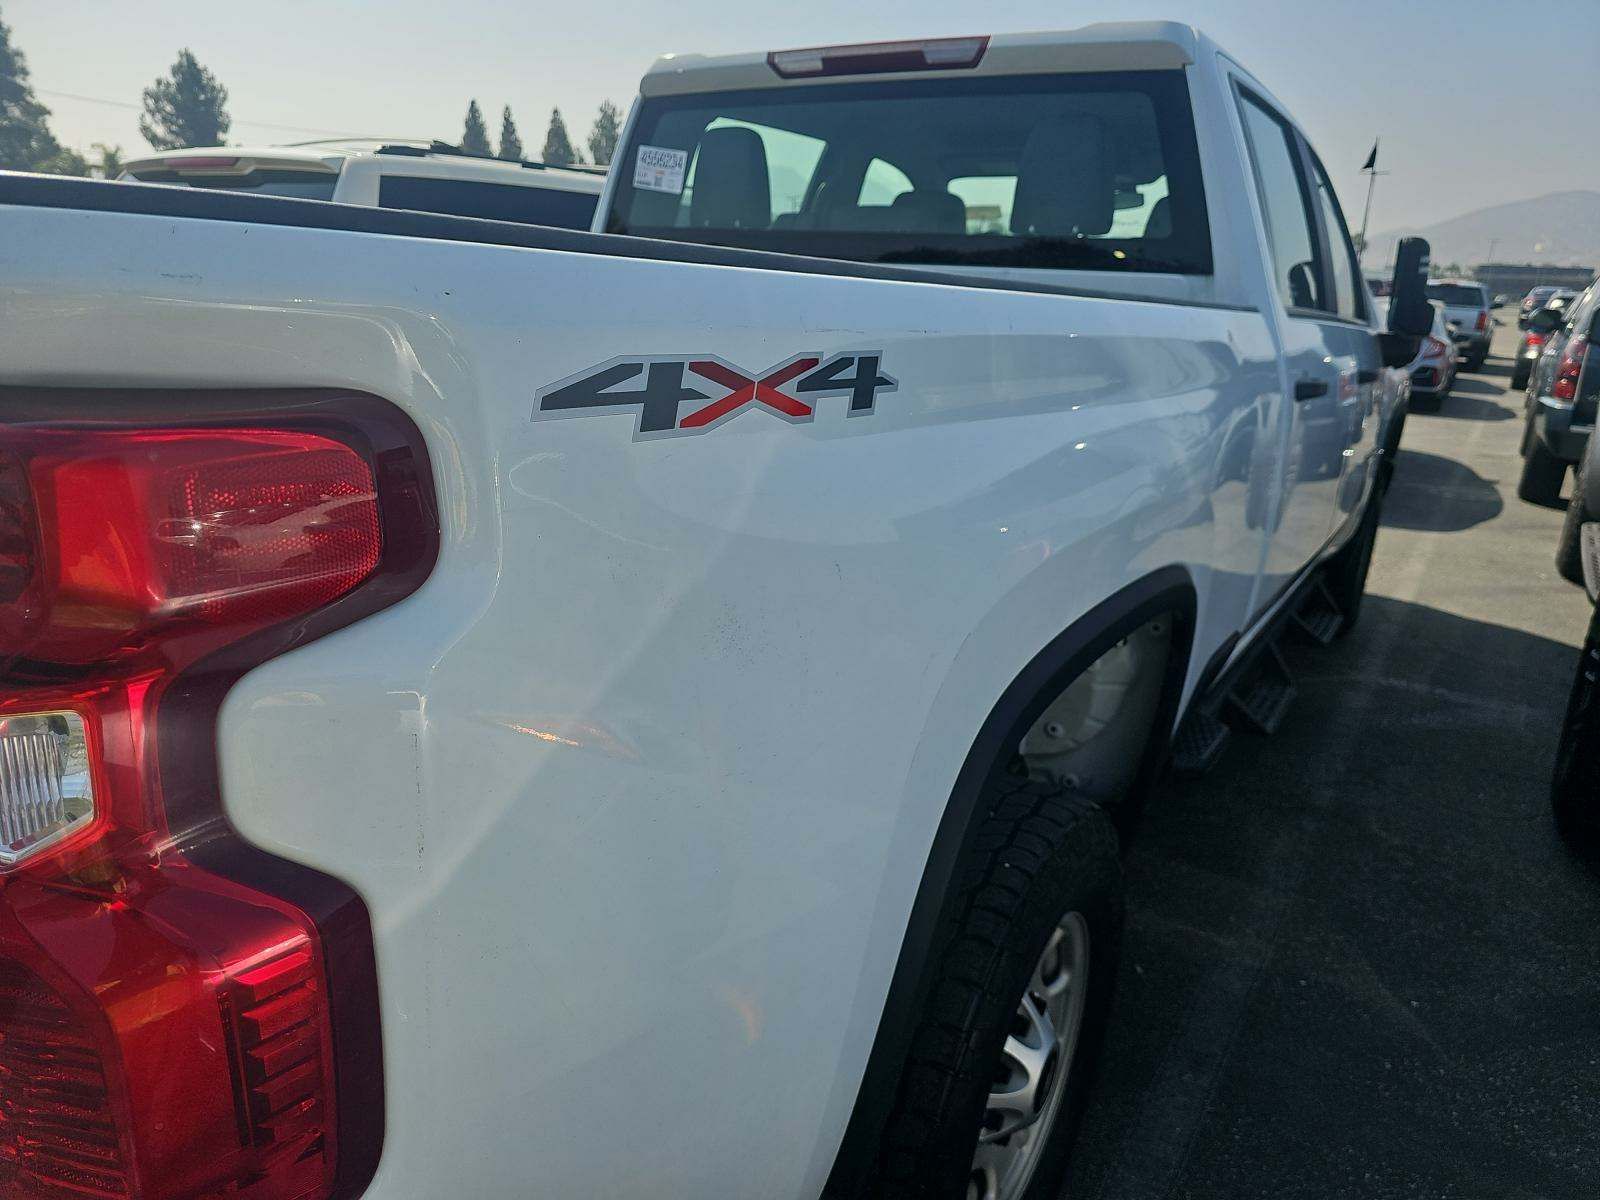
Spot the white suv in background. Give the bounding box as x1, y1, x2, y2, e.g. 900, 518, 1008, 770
1426, 278, 1493, 370
121, 139, 605, 230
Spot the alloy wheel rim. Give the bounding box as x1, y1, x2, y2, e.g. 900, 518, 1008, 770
967, 911, 1090, 1200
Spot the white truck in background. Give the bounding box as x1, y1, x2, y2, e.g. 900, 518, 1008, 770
0, 22, 1429, 1200
121, 138, 605, 229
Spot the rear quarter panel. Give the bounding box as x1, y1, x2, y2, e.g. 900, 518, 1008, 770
0, 204, 1278, 1198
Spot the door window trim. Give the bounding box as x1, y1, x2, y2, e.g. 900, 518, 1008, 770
1232, 80, 1332, 318
1300, 144, 1369, 324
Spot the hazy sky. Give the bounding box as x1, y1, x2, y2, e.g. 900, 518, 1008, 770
8, 0, 1597, 233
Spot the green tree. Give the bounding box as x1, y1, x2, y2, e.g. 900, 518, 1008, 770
542, 107, 576, 166
497, 105, 522, 161
34, 145, 89, 175
586, 100, 621, 166
140, 49, 230, 149
0, 8, 61, 170
92, 142, 123, 178
461, 100, 490, 156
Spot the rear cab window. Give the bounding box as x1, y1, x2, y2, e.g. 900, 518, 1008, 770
377, 176, 598, 230
606, 70, 1212, 275
1426, 284, 1489, 308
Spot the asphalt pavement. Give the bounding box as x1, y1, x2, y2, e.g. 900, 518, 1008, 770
1067, 316, 1600, 1200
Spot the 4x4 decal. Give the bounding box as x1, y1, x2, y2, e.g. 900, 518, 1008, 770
535, 352, 897, 439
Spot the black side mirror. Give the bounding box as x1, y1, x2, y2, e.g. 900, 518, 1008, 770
1386, 237, 1432, 336
1378, 236, 1430, 367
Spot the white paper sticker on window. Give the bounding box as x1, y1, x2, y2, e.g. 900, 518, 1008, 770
633, 144, 688, 195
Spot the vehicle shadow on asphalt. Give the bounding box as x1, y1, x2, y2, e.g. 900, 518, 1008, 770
1380, 450, 1502, 531
1425, 377, 1516, 424
1068, 596, 1600, 1200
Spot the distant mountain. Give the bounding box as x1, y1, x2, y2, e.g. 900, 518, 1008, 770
1369, 190, 1600, 269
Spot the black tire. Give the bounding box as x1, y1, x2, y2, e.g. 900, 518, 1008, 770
1410, 391, 1442, 414
1519, 436, 1567, 507
1324, 487, 1382, 635
1511, 362, 1530, 391
874, 779, 1122, 1200
1557, 454, 1588, 585
1466, 353, 1487, 373
1553, 605, 1600, 843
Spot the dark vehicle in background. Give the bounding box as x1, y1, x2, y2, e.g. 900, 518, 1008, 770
1551, 356, 1600, 839
1519, 284, 1598, 505
1427, 279, 1492, 369
1513, 290, 1580, 389
1522, 285, 1560, 327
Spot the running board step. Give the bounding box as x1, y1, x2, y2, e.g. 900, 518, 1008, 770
1172, 709, 1232, 776
1223, 643, 1297, 736
1290, 579, 1344, 646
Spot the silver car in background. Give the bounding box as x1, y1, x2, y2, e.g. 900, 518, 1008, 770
1427, 278, 1493, 370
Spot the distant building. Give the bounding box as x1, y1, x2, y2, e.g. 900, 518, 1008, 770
1474, 262, 1595, 298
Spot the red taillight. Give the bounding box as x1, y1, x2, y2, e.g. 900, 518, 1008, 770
1527, 333, 1547, 350
768, 35, 988, 77
1475, 311, 1488, 332
0, 392, 436, 1200
1554, 340, 1588, 402
14, 429, 379, 665
1422, 335, 1449, 360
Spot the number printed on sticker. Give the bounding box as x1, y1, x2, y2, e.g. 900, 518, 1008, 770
633, 144, 688, 195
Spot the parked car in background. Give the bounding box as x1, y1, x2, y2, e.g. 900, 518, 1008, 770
1521, 285, 1560, 327
1551, 394, 1600, 840
0, 21, 1435, 1200
1403, 299, 1458, 409
1519, 283, 1598, 504
121, 139, 606, 230
1426, 279, 1492, 369
1513, 290, 1580, 389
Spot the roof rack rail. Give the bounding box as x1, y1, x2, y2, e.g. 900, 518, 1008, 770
374, 140, 607, 173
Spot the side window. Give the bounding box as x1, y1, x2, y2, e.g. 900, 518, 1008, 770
948, 175, 1016, 235
858, 158, 912, 206
1237, 92, 1324, 312
1308, 155, 1363, 320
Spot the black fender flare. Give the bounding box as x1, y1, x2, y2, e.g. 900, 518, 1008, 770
823, 565, 1197, 1197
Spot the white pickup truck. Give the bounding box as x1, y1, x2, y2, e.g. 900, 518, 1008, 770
0, 21, 1430, 1200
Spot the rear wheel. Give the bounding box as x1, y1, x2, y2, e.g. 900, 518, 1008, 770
873, 780, 1121, 1200
1557, 454, 1588, 585
1553, 606, 1600, 843
1519, 436, 1567, 507
1324, 485, 1382, 635
1511, 362, 1530, 391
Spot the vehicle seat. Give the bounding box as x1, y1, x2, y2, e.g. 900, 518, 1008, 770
689, 127, 771, 230
1144, 196, 1171, 237
1010, 115, 1113, 238
889, 189, 966, 234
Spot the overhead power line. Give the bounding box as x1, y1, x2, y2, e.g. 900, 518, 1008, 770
36, 87, 370, 138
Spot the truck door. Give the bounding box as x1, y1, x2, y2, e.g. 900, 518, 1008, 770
1236, 89, 1350, 606
1304, 147, 1384, 538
